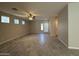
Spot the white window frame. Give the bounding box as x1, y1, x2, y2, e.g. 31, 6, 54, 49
14, 19, 19, 24
1, 16, 10, 23
22, 20, 25, 25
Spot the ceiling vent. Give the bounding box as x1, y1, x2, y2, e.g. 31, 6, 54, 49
12, 8, 18, 11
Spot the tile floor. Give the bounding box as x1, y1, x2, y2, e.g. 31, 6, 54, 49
0, 33, 79, 56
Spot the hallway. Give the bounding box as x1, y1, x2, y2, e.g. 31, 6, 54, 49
0, 33, 79, 56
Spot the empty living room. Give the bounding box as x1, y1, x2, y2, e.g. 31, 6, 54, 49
0, 1, 79, 57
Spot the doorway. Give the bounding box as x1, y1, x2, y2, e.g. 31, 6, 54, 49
40, 22, 48, 33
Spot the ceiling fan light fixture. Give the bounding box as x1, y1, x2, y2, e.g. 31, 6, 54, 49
29, 17, 33, 20
28, 13, 34, 21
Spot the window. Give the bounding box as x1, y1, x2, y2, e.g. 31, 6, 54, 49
43, 23, 48, 32
41, 23, 44, 31
22, 20, 25, 25
1, 16, 10, 23
14, 19, 19, 24
40, 23, 48, 32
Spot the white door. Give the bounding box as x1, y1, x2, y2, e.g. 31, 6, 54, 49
40, 22, 48, 32
43, 23, 48, 32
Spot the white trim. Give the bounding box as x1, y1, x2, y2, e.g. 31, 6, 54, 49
58, 39, 68, 47
68, 47, 79, 49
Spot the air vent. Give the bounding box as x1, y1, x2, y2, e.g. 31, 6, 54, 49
12, 8, 18, 11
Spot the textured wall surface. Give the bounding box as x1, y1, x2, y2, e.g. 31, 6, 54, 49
0, 11, 30, 44
58, 5, 68, 47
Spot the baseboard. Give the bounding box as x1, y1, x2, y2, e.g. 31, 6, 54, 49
58, 39, 68, 47
68, 47, 79, 49
0, 33, 28, 45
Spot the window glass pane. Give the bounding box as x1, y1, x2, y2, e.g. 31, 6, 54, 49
41, 23, 43, 31
1, 16, 10, 23
44, 23, 48, 32
22, 20, 25, 24
14, 19, 19, 24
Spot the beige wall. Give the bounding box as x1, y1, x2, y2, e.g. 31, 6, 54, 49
58, 5, 68, 47
29, 20, 49, 34
49, 17, 57, 37
68, 3, 79, 49
0, 11, 30, 44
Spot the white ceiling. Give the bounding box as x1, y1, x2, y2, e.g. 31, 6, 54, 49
25, 2, 68, 16
0, 2, 68, 20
